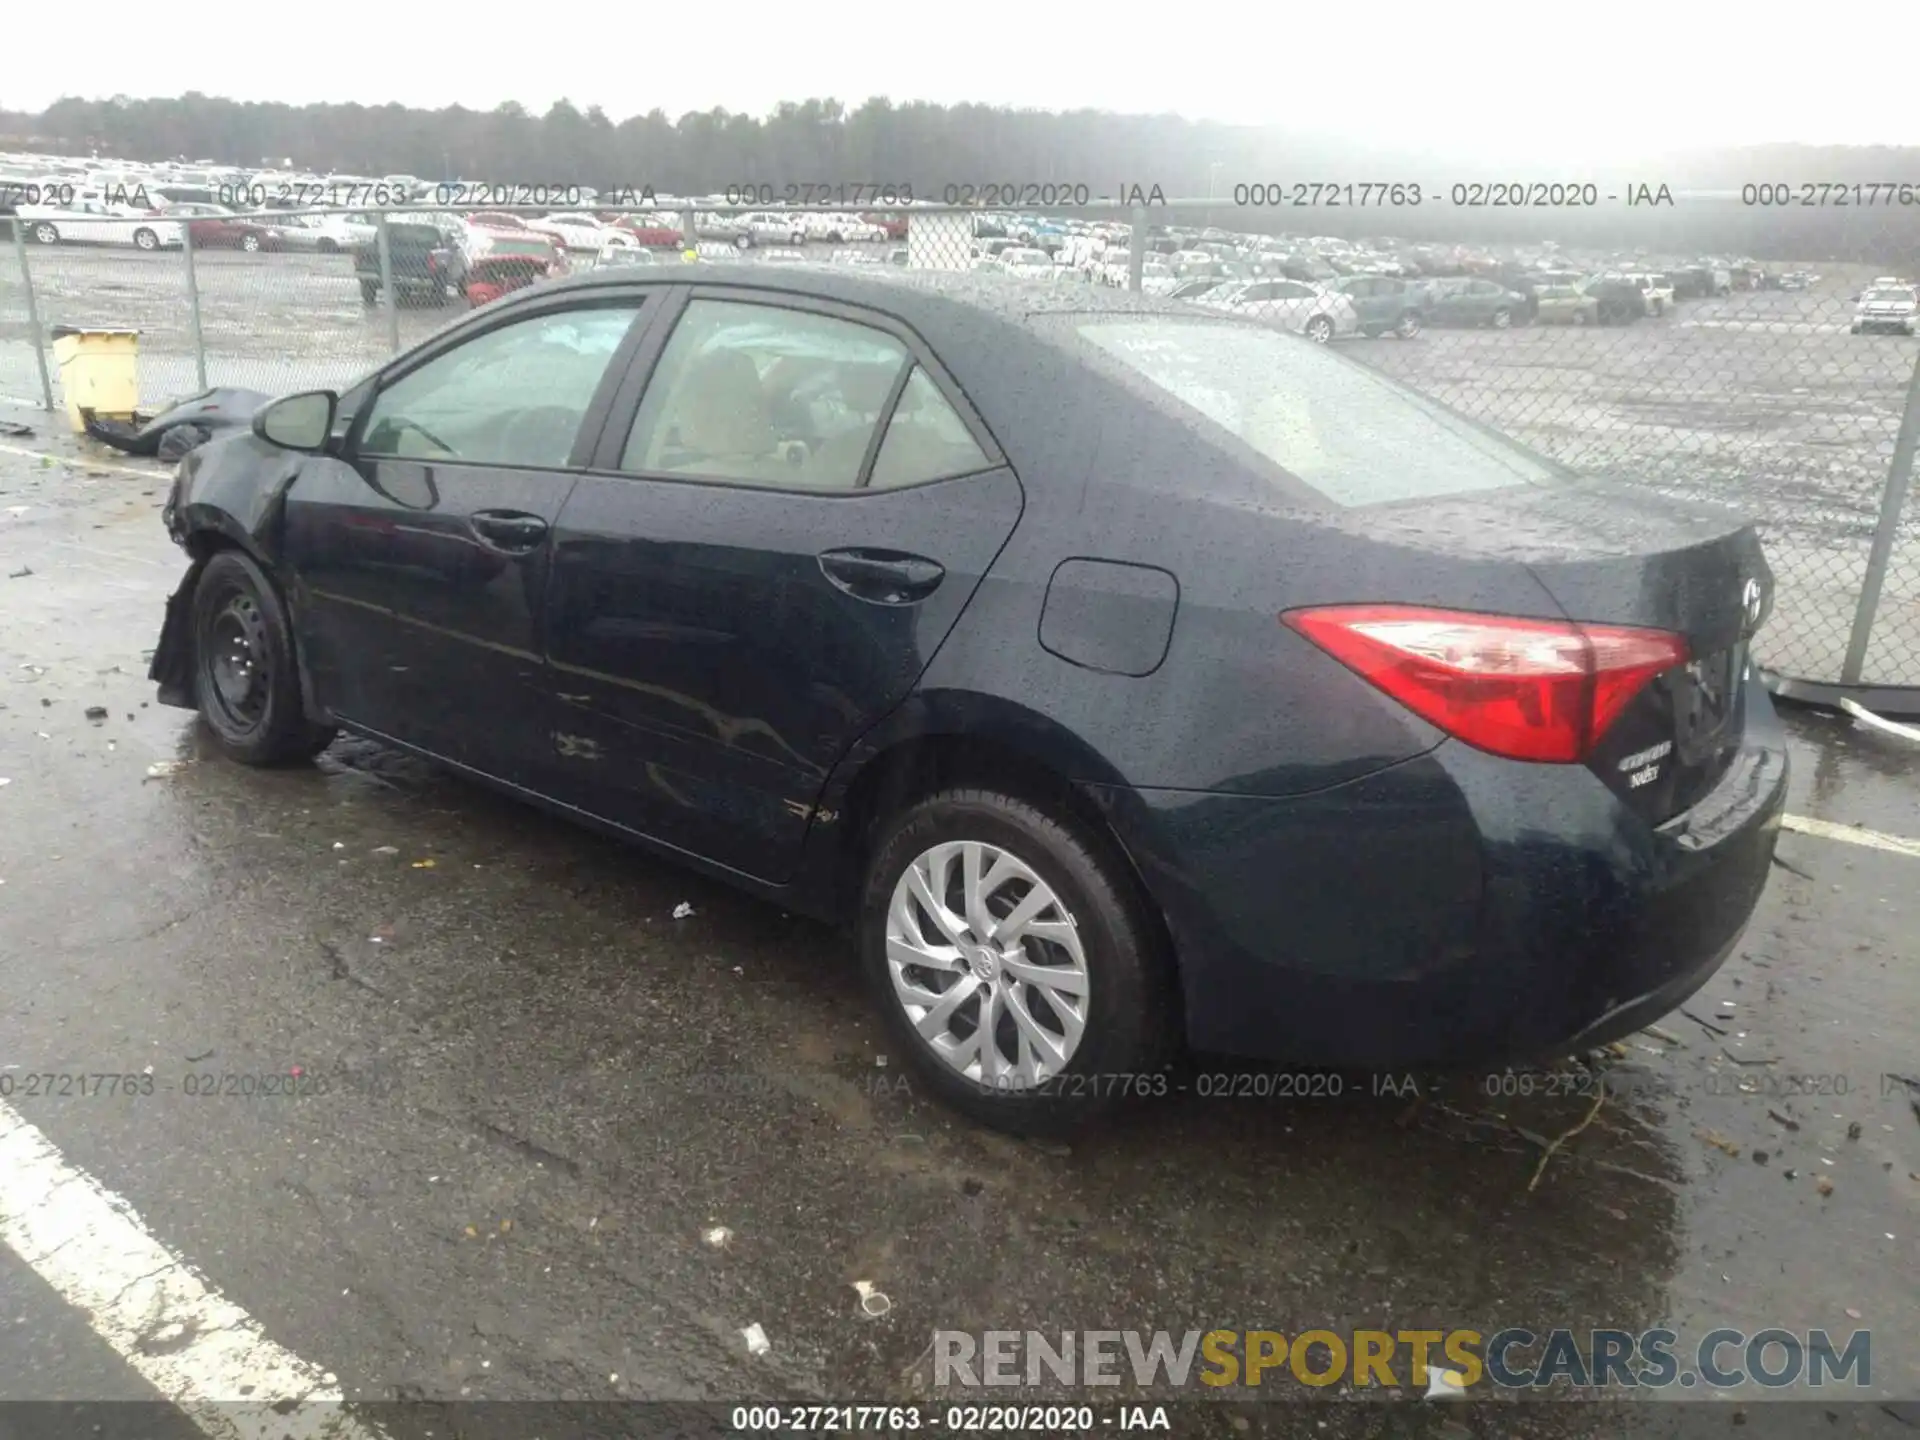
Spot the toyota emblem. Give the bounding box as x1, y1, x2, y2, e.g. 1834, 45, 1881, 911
1742, 578, 1764, 632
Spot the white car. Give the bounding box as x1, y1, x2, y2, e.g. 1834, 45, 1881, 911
740, 212, 809, 246
1000, 247, 1058, 280
594, 240, 660, 269
277, 212, 376, 253
1198, 279, 1361, 343
760, 248, 810, 265
530, 213, 625, 251
1138, 260, 1182, 296
803, 212, 888, 243
1851, 284, 1919, 335
17, 191, 183, 250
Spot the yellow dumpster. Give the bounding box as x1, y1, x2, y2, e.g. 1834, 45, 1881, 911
49, 327, 140, 435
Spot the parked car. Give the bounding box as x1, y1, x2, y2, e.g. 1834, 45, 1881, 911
463, 253, 563, 307
1533, 284, 1601, 325
352, 222, 461, 306
611, 214, 685, 248
1582, 275, 1650, 325
159, 203, 287, 253
530, 213, 627, 252
1322, 275, 1422, 338
594, 241, 661, 270
1000, 247, 1059, 280
1637, 274, 1676, 315
278, 212, 376, 253
1850, 284, 1919, 335
1418, 277, 1527, 329
804, 213, 888, 243
739, 212, 810, 247
146, 265, 1789, 1133
1198, 279, 1361, 343
1167, 277, 1224, 301
18, 191, 183, 250
887, 247, 909, 267
862, 212, 910, 240
1137, 261, 1182, 297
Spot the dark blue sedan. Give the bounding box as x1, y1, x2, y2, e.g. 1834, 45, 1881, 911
150, 266, 1787, 1132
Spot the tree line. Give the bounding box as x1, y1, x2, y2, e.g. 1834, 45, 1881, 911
3, 94, 1918, 263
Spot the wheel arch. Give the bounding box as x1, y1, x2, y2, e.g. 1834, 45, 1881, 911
799, 693, 1171, 952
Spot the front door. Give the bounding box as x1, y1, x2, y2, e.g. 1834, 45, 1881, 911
541, 291, 1023, 880
282, 295, 654, 784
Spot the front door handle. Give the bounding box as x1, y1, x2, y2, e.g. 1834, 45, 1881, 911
817, 548, 945, 604
470, 509, 549, 554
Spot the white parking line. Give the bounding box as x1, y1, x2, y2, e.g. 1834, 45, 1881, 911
1781, 813, 1920, 860
0, 440, 170, 481
0, 1101, 386, 1439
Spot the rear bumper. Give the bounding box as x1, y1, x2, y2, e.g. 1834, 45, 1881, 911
1093, 676, 1788, 1068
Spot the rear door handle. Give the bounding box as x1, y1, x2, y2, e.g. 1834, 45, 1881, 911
817, 548, 945, 604
470, 509, 549, 554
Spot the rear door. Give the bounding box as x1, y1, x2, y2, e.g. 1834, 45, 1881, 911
540, 287, 1023, 880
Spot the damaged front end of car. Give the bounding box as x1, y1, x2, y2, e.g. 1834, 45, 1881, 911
147, 432, 311, 711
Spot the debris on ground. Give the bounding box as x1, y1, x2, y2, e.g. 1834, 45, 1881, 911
1697, 1129, 1743, 1159
0, 778, 10, 788
84, 705, 107, 722
1528, 1085, 1608, 1191
411, 858, 437, 869
673, 902, 695, 919
7, 567, 32, 579
1840, 697, 1920, 744
702, 1226, 732, 1249
741, 1322, 771, 1355
1848, 1121, 1863, 1140
854, 1280, 892, 1318
1425, 1367, 1469, 1400
144, 759, 190, 779
0, 421, 33, 437
1642, 1024, 1684, 1046
1768, 1108, 1801, 1131
372, 845, 399, 855
1816, 1176, 1835, 1197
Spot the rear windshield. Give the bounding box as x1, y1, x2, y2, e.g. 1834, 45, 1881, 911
1072, 318, 1562, 506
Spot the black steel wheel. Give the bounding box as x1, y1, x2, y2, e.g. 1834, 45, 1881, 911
190, 550, 336, 766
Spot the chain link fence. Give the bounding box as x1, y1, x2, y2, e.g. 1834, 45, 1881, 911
2, 196, 1917, 703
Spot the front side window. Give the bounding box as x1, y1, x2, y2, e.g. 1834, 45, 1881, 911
359, 305, 640, 469
620, 300, 911, 489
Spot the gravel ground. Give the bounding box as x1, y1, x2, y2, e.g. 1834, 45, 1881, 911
2, 246, 1919, 686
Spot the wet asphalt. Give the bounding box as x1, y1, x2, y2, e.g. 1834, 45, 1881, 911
0, 410, 1918, 1437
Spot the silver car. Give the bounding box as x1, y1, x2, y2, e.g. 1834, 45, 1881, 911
1197, 278, 1362, 343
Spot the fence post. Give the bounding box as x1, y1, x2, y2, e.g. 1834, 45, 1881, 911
1839, 346, 1920, 685
680, 209, 698, 258
1127, 206, 1147, 293
375, 215, 399, 354
12, 221, 55, 412
181, 222, 209, 394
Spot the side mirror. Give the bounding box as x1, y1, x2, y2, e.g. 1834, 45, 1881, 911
253, 390, 337, 452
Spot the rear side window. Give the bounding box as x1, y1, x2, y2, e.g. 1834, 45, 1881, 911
1073, 319, 1560, 507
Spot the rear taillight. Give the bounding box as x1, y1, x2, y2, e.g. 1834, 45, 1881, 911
1282, 605, 1688, 763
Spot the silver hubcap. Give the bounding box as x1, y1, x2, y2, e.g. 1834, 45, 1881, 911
885, 840, 1090, 1088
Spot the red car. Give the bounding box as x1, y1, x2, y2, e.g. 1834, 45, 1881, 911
464, 253, 561, 308
863, 212, 909, 240
464, 211, 544, 234
603, 213, 684, 248
160, 204, 286, 252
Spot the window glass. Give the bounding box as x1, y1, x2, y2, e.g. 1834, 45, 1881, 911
869, 368, 991, 488
359, 305, 639, 468
620, 300, 909, 489
1073, 319, 1561, 507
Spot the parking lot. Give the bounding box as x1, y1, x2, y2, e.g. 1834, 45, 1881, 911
1, 412, 1918, 1435
5, 243, 1919, 692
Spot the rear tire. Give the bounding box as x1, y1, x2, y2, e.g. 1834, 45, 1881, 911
860, 788, 1177, 1136
241, 233, 261, 253
33, 222, 59, 245
1305, 315, 1335, 343
133, 228, 159, 252
1491, 307, 1513, 329
189, 550, 336, 767
1394, 311, 1421, 339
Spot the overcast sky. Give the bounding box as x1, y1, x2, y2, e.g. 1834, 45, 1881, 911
6, 0, 1910, 165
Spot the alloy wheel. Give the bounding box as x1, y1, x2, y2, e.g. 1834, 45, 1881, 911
885, 839, 1090, 1088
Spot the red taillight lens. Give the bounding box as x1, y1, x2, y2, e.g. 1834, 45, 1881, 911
1282, 604, 1688, 763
